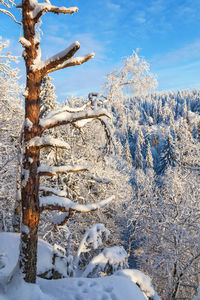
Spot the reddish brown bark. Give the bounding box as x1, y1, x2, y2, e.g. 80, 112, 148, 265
18, 0, 94, 283
19, 0, 42, 283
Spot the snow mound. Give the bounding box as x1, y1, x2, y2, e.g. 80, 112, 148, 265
0, 232, 53, 276
0, 232, 160, 300
115, 269, 160, 299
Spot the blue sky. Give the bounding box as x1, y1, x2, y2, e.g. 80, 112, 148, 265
1, 0, 200, 100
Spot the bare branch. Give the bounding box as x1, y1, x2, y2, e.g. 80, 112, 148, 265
0, 8, 21, 24
181, 165, 200, 171
38, 165, 88, 176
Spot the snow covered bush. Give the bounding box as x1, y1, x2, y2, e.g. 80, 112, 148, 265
39, 224, 129, 280
75, 224, 128, 278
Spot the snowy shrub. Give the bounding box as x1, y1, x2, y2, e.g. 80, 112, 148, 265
38, 224, 128, 280
75, 224, 110, 270
82, 246, 128, 278
39, 244, 74, 279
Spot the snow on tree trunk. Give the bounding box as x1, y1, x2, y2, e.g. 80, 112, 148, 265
16, 0, 109, 283
19, 1, 42, 282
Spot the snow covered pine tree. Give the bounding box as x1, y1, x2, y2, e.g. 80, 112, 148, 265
3, 0, 113, 283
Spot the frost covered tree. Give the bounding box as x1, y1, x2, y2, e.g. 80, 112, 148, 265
0, 37, 19, 78
40, 75, 58, 118
38, 94, 132, 255
104, 51, 157, 163
158, 131, 177, 174
134, 167, 200, 299
105, 50, 157, 101
145, 141, 154, 169
0, 38, 23, 231
2, 0, 114, 283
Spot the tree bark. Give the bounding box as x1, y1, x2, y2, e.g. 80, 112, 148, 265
17, 0, 94, 283
18, 0, 42, 283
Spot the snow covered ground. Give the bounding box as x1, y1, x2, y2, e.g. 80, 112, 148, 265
0, 232, 160, 300
1, 275, 151, 300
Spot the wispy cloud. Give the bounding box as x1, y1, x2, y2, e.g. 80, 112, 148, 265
135, 11, 146, 24
151, 40, 200, 68
106, 1, 121, 10
42, 33, 107, 64
52, 63, 112, 100
156, 61, 200, 91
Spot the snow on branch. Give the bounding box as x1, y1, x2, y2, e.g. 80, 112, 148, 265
40, 195, 115, 213
90, 176, 111, 184
115, 269, 157, 299
40, 186, 68, 197
28, 1, 78, 21
44, 102, 91, 120
31, 42, 80, 73
38, 165, 88, 176
26, 136, 70, 150
19, 37, 31, 48
45, 52, 94, 74
40, 108, 111, 132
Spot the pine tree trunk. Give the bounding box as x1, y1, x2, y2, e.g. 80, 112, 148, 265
16, 0, 93, 283
18, 0, 42, 283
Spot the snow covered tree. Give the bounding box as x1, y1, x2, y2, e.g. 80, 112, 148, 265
1, 0, 114, 284
40, 75, 58, 118
0, 37, 19, 78
38, 94, 132, 257
105, 50, 157, 100
145, 141, 154, 169
134, 167, 200, 299
104, 51, 157, 166
158, 131, 177, 174
0, 39, 23, 232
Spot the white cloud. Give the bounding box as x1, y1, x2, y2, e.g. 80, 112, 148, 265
151, 40, 200, 68
106, 1, 121, 10
52, 63, 112, 100
70, 33, 106, 62
135, 11, 146, 24
41, 33, 107, 64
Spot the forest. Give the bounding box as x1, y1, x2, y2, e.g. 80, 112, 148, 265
0, 0, 200, 300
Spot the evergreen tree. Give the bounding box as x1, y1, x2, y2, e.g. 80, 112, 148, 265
145, 141, 154, 169
40, 75, 58, 118
158, 132, 177, 174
